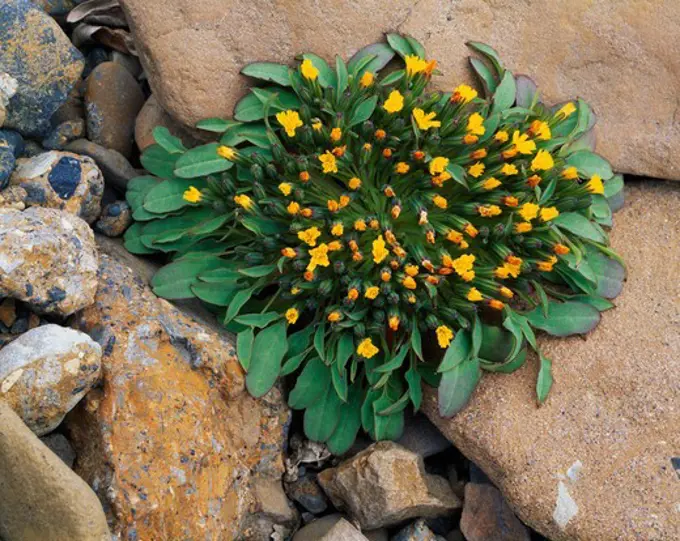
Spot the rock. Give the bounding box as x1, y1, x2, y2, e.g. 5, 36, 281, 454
0, 401, 110, 541
0, 129, 25, 157
423, 181, 680, 539
135, 94, 201, 152
66, 138, 139, 193
65, 252, 294, 540
43, 119, 86, 150
31, 0, 77, 16
365, 528, 389, 541
94, 200, 132, 237
83, 48, 110, 79
51, 88, 86, 127
0, 207, 98, 316
112, 51, 143, 79
292, 514, 369, 541
40, 432, 77, 468
0, 102, 5, 128
318, 442, 461, 530
120, 0, 680, 181
85, 62, 145, 158
396, 412, 452, 458
8, 151, 104, 223
0, 143, 13, 190
0, 0, 84, 136
285, 473, 329, 514
460, 483, 530, 541
392, 519, 439, 541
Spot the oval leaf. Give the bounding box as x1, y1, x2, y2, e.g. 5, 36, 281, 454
438, 357, 481, 417
246, 321, 288, 397
525, 301, 601, 337
241, 62, 291, 86
174, 143, 234, 179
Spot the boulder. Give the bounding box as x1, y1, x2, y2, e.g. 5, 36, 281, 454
135, 94, 202, 152
0, 207, 98, 316
292, 514, 369, 541
317, 442, 461, 530
0, 324, 102, 436
460, 483, 530, 541
423, 181, 680, 540
65, 252, 295, 540
119, 0, 680, 180
8, 151, 104, 223
0, 401, 110, 541
0, 0, 84, 136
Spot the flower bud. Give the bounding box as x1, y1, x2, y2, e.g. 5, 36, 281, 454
319, 280, 333, 296
250, 163, 263, 182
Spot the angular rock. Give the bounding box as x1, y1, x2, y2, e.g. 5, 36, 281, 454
292, 514, 369, 541
0, 401, 110, 541
0, 207, 99, 316
0, 0, 84, 136
94, 200, 132, 237
135, 94, 202, 152
0, 324, 101, 436
460, 483, 530, 541
423, 182, 680, 540
66, 138, 139, 193
318, 442, 461, 530
392, 519, 439, 541
40, 432, 77, 469
66, 252, 294, 540
119, 0, 680, 180
85, 62, 145, 158
8, 150, 104, 223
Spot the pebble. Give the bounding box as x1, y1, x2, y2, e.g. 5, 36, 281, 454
43, 119, 86, 150
66, 138, 139, 193
94, 200, 132, 237
285, 473, 329, 514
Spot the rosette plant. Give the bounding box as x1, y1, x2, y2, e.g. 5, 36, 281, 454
125, 35, 625, 454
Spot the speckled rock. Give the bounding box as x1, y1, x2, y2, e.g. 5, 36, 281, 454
292, 514, 369, 541
8, 151, 104, 223
0, 0, 84, 136
135, 94, 202, 152
0, 298, 46, 347
318, 442, 461, 530
285, 473, 329, 514
0, 143, 13, 190
66, 253, 295, 540
31, 0, 77, 16
0, 207, 98, 316
460, 482, 530, 541
0, 324, 101, 436
40, 432, 77, 469
392, 519, 439, 541
85, 62, 145, 158
423, 182, 680, 540
43, 119, 86, 150
94, 200, 132, 237
66, 138, 139, 193
0, 401, 110, 541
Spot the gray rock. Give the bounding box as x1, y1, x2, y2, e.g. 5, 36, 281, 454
0, 144, 13, 190
66, 138, 139, 192
293, 514, 369, 541
40, 433, 76, 468
94, 200, 132, 237
112, 51, 143, 79
365, 528, 389, 541
396, 412, 452, 458
391, 520, 438, 541
460, 482, 530, 541
285, 473, 329, 514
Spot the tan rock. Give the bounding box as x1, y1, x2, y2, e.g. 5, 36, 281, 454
135, 94, 202, 152
423, 181, 680, 539
66, 252, 294, 540
119, 0, 680, 180
460, 483, 530, 541
317, 441, 461, 530
0, 401, 110, 541
293, 514, 369, 541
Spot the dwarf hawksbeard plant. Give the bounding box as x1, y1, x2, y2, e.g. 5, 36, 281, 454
125, 35, 625, 453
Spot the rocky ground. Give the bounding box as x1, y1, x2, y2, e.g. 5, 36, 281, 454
0, 1, 678, 540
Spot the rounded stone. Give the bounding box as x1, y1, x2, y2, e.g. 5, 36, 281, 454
94, 200, 132, 237
42, 119, 86, 150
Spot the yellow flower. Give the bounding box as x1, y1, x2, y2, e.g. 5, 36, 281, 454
357, 337, 379, 359
432, 195, 448, 209
483, 177, 501, 190
531, 150, 554, 171
312, 120, 323, 132
298, 226, 321, 246
339, 195, 350, 208
327, 200, 339, 212
466, 112, 486, 136
348, 177, 362, 190
354, 219, 367, 231
436, 325, 454, 348
291, 287, 301, 295
537, 256, 558, 272
488, 299, 505, 311
383, 90, 404, 113
402, 276, 417, 290
331, 223, 344, 236
467, 287, 483, 302
499, 286, 514, 299
468, 162, 485, 178
300, 58, 319, 81
281, 247, 296, 258
395, 162, 410, 174
405, 264, 419, 277
372, 235, 389, 264
452, 254, 475, 277
464, 223, 478, 238
479, 205, 502, 217
330, 127, 342, 142
234, 194, 253, 210
348, 288, 359, 301
452, 84, 478, 104
405, 55, 428, 76
217, 145, 237, 160
365, 286, 380, 299
389, 315, 400, 331
183, 186, 202, 203
285, 308, 299, 325
501, 163, 518, 176
287, 201, 300, 215
307, 243, 330, 271
319, 151, 338, 174
494, 130, 509, 143
276, 109, 303, 137
529, 120, 551, 140
586, 174, 604, 194
327, 311, 342, 322
518, 202, 540, 221
360, 71, 374, 88
278, 183, 292, 196
555, 102, 577, 119
554, 243, 570, 255
514, 222, 532, 234
561, 167, 579, 180
413, 108, 441, 130
540, 206, 560, 222
512, 131, 536, 155
429, 156, 449, 175
447, 230, 463, 244
327, 240, 342, 251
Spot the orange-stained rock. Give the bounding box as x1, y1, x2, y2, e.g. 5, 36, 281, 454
66, 253, 296, 540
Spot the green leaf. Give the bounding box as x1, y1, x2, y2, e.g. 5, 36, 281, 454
140, 208, 216, 247
604, 174, 625, 212
515, 74, 538, 108
280, 350, 309, 376
469, 57, 497, 96
379, 70, 405, 86
438, 331, 471, 372
348, 96, 378, 127
326, 387, 363, 455
288, 326, 315, 357
250, 87, 301, 112
525, 301, 601, 337
405, 36, 425, 58
446, 164, 468, 189
478, 325, 518, 364
335, 56, 348, 96
568, 294, 615, 311
335, 333, 354, 371
376, 391, 410, 416
174, 143, 234, 179
586, 246, 625, 299
482, 348, 527, 374
234, 312, 281, 328
314, 321, 326, 360
246, 321, 288, 397
491, 71, 516, 115
331, 363, 349, 402
553, 212, 607, 243
536, 355, 553, 404
140, 144, 178, 179
151, 256, 225, 299
223, 123, 270, 149
241, 62, 291, 86
405, 364, 422, 410
224, 287, 256, 324
238, 264, 277, 278
152, 127, 186, 154
304, 384, 342, 442
126, 175, 161, 219
373, 346, 409, 373
301, 53, 336, 87
289, 357, 330, 409
195, 118, 241, 133
241, 216, 287, 236
372, 391, 405, 440
471, 314, 483, 357
467, 41, 504, 75
565, 150, 613, 180
348, 43, 395, 75
143, 178, 194, 214
438, 357, 481, 417
236, 328, 254, 371
386, 33, 415, 58
411, 319, 423, 360
124, 222, 156, 255
191, 282, 239, 306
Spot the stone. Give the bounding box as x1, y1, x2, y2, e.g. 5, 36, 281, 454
392, 519, 439, 541
0, 143, 13, 190
65, 252, 294, 540
292, 514, 369, 541
0, 0, 84, 136
66, 138, 139, 193
0, 129, 25, 157
0, 207, 99, 316
112, 51, 143, 79
43, 119, 86, 150
460, 483, 530, 541
285, 473, 329, 514
0, 401, 110, 541
135, 94, 202, 152
8, 150, 104, 223
40, 433, 77, 469
0, 102, 5, 128
85, 62, 145, 158
318, 442, 461, 530
94, 200, 132, 237
32, 0, 77, 16
364, 529, 389, 541
396, 412, 452, 458
51, 88, 86, 127
119, 0, 680, 181
423, 181, 680, 539
0, 324, 101, 436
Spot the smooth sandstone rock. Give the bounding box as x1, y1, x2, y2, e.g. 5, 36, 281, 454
424, 182, 680, 540
119, 0, 680, 180
135, 94, 202, 152
0, 207, 98, 316
66, 253, 295, 540
0, 401, 110, 541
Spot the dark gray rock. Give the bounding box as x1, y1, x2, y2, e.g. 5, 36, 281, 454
43, 120, 86, 150
66, 138, 139, 192
285, 473, 329, 515
94, 200, 132, 237
39, 433, 76, 468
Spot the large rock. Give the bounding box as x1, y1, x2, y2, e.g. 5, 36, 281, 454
0, 207, 98, 316
0, 324, 102, 436
0, 0, 84, 136
66, 252, 295, 540
135, 94, 202, 152
119, 0, 680, 180
0, 401, 110, 541
292, 514, 369, 541
423, 181, 680, 540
